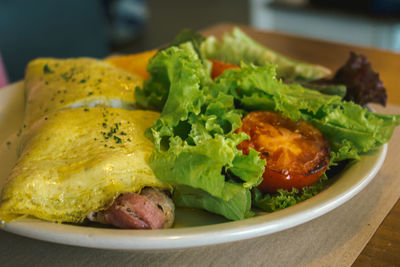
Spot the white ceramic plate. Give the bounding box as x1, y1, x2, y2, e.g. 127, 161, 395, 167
0, 82, 387, 250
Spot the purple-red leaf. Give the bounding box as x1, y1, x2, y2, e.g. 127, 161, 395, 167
333, 52, 387, 106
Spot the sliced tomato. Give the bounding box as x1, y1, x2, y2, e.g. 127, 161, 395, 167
210, 59, 240, 79
236, 111, 330, 193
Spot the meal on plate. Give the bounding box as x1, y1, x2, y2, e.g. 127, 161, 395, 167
0, 27, 399, 229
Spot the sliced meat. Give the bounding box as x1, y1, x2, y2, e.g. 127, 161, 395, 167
140, 188, 175, 229
88, 188, 175, 229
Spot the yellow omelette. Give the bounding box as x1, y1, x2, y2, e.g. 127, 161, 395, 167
24, 58, 142, 126
0, 108, 168, 223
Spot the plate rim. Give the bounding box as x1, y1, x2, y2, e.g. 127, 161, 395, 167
0, 82, 388, 250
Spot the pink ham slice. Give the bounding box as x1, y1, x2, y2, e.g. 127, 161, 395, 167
103, 193, 164, 229
88, 188, 175, 229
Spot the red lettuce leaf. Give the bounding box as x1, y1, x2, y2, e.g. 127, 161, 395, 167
333, 52, 387, 106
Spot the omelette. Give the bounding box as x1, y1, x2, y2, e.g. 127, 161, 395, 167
23, 58, 142, 126
0, 106, 172, 225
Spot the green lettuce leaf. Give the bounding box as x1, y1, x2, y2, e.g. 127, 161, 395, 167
292, 81, 347, 98
252, 176, 326, 212
165, 29, 206, 60
213, 63, 400, 162
201, 27, 331, 81
141, 42, 265, 220
138, 37, 399, 219
174, 183, 252, 221
229, 149, 265, 188
135, 42, 210, 112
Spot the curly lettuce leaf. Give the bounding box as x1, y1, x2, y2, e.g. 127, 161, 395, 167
252, 176, 326, 212
150, 134, 244, 198
165, 29, 206, 60
292, 81, 347, 98
201, 27, 331, 80
138, 37, 399, 219
174, 183, 252, 221
135, 42, 210, 112
229, 149, 265, 188
142, 42, 265, 220
214, 63, 400, 162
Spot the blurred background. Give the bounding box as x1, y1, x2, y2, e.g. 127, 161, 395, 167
1, 0, 400, 85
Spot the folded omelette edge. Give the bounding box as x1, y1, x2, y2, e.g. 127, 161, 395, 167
23, 58, 143, 127
0, 108, 170, 223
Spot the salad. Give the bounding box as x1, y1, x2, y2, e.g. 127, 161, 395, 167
130, 27, 399, 221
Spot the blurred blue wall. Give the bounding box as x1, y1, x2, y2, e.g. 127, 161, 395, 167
0, 0, 109, 82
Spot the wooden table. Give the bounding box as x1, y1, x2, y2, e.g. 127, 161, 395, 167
203, 24, 400, 266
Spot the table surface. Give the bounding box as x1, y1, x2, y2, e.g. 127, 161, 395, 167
0, 23, 399, 266
202, 24, 400, 266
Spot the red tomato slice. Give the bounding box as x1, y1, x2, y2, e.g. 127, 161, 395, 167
210, 59, 240, 79
236, 111, 330, 193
